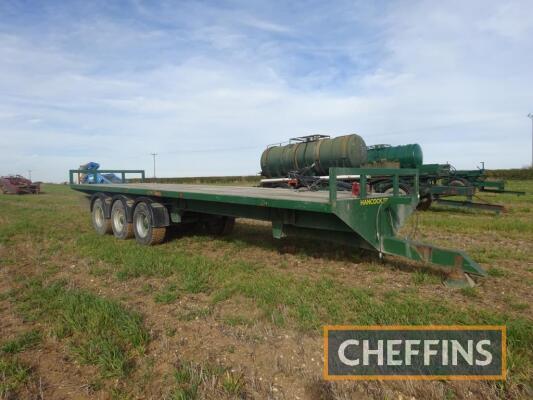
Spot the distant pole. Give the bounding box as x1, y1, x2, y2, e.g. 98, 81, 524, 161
528, 114, 533, 168
28, 170, 32, 181
150, 153, 157, 178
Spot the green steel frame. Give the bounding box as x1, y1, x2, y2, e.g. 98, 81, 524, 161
368, 174, 505, 213
70, 167, 486, 286
451, 169, 525, 195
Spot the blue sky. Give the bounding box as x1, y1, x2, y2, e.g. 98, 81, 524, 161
1, 0, 532, 182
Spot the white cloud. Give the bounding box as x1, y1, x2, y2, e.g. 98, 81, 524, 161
0, 0, 531, 182
478, 1, 533, 40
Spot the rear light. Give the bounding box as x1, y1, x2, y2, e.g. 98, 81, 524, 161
288, 178, 298, 187
351, 182, 360, 196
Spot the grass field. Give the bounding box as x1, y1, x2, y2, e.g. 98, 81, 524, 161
1, 181, 532, 399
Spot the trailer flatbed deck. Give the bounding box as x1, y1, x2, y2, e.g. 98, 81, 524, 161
70, 167, 486, 287
73, 182, 377, 204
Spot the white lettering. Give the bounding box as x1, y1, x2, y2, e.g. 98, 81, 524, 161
363, 340, 383, 366
452, 340, 474, 366
338, 340, 359, 366
424, 340, 439, 366
405, 340, 420, 366
476, 340, 493, 366
387, 340, 402, 366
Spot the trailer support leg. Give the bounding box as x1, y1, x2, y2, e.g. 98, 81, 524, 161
381, 236, 487, 283
272, 221, 286, 239
443, 255, 476, 288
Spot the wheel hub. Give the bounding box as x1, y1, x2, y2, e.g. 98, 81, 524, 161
113, 209, 125, 231
136, 213, 149, 237
95, 206, 104, 226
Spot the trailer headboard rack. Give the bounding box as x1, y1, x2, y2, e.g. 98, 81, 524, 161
69, 169, 146, 185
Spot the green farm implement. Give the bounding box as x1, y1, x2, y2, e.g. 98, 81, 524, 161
259, 136, 515, 213
70, 167, 485, 287
366, 144, 526, 212
368, 144, 525, 211
447, 167, 526, 195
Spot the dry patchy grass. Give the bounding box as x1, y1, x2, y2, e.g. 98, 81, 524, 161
0, 181, 532, 399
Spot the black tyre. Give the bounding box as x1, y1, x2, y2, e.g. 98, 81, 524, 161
381, 183, 411, 196
417, 194, 433, 211
111, 200, 134, 240
133, 202, 166, 245
448, 178, 468, 186
205, 216, 235, 235
92, 198, 112, 235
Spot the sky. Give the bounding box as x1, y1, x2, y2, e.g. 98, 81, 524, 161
0, 0, 532, 182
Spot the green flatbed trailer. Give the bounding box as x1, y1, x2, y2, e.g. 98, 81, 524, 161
70, 167, 486, 287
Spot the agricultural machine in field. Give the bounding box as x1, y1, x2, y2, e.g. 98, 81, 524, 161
0, 175, 41, 194
443, 167, 525, 195
259, 135, 523, 212
366, 144, 524, 211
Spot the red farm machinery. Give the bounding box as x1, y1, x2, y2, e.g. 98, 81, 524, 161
0, 175, 41, 194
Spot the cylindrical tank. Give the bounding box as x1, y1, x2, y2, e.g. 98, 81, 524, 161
366, 144, 423, 169
260, 134, 368, 178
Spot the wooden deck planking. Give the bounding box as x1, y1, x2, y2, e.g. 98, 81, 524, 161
83, 183, 360, 203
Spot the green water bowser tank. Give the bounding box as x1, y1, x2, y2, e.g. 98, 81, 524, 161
366, 144, 423, 169
260, 134, 368, 178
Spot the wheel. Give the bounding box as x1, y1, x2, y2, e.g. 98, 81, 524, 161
133, 202, 166, 245
111, 200, 134, 240
92, 198, 112, 235
417, 194, 433, 211
205, 216, 235, 235
448, 178, 467, 186
382, 184, 411, 196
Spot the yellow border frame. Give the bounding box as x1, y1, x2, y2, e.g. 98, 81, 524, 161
323, 325, 506, 381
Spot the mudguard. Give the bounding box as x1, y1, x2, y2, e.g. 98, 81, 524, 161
133, 197, 170, 228
111, 195, 136, 223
